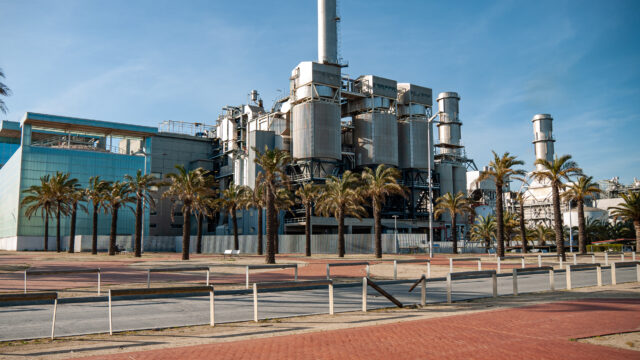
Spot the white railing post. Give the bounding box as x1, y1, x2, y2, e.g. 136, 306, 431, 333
108, 290, 113, 335
512, 269, 519, 296
637, 263, 640, 282
566, 265, 572, 290
420, 276, 426, 306
478, 260, 482, 271
538, 254, 542, 267
605, 253, 609, 266
326, 264, 330, 280
329, 283, 334, 315
446, 273, 452, 304
51, 298, 57, 340
362, 277, 367, 312
591, 255, 595, 264
24, 272, 27, 294
632, 252, 636, 261
596, 264, 602, 287
573, 253, 577, 265
492, 272, 497, 298
497, 258, 501, 274
449, 258, 453, 273
210, 288, 215, 326
549, 269, 555, 291
206, 270, 210, 286
253, 283, 258, 322
246, 266, 250, 289
521, 258, 525, 269
147, 270, 151, 289
98, 270, 101, 295
393, 261, 397, 280
366, 265, 370, 278
559, 257, 563, 269
611, 262, 617, 285
621, 253, 625, 261
427, 262, 431, 278
294, 266, 298, 282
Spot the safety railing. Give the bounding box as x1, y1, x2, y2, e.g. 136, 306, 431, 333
252, 280, 333, 322
512, 266, 555, 295
393, 259, 431, 280
246, 264, 298, 289
326, 262, 369, 280
497, 256, 525, 274
610, 261, 640, 285
361, 277, 403, 312
446, 270, 497, 304
449, 257, 482, 273
565, 263, 602, 290
146, 266, 211, 288
0, 292, 58, 339
24, 268, 101, 294
571, 253, 596, 265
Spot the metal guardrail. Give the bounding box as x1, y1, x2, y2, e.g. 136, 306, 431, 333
449, 257, 482, 273
361, 277, 403, 311
393, 259, 431, 280
536, 254, 561, 267
604, 252, 629, 266
566, 263, 602, 290
0, 292, 58, 339
446, 270, 497, 304
512, 266, 555, 295
571, 253, 596, 265
108, 286, 215, 335
246, 264, 298, 289
146, 266, 211, 288
610, 261, 640, 285
497, 256, 525, 274
326, 262, 370, 280
407, 275, 428, 306
252, 280, 334, 322
24, 268, 101, 295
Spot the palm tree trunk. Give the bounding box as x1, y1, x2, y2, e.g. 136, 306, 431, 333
451, 213, 458, 254
374, 199, 382, 258
56, 205, 61, 253
232, 208, 239, 251
495, 182, 505, 257
265, 186, 276, 264
577, 199, 587, 254
519, 201, 527, 254
196, 212, 203, 254
257, 208, 263, 255
484, 237, 490, 252
134, 196, 142, 257
633, 220, 639, 254
338, 207, 345, 258
68, 202, 77, 253
182, 206, 191, 260
275, 216, 280, 254
109, 207, 118, 256
92, 204, 98, 255
552, 184, 565, 260
44, 214, 49, 251
305, 205, 311, 257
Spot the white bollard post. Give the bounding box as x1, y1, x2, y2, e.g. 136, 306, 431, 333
24, 272, 27, 294
559, 257, 563, 269
362, 277, 367, 312
147, 270, 151, 289
611, 263, 617, 285
521, 258, 525, 269
108, 290, 113, 335
573, 253, 577, 265
294, 266, 298, 282
253, 283, 258, 322
538, 254, 542, 267
51, 298, 57, 340
449, 258, 453, 273
420, 277, 426, 306
591, 255, 595, 264
210, 288, 215, 326
393, 261, 397, 280
605, 253, 609, 266
329, 283, 334, 315
497, 258, 501, 274
637, 263, 640, 282
478, 260, 482, 271
621, 253, 625, 261
246, 266, 250, 289
596, 265, 602, 287
98, 271, 101, 295
566, 265, 572, 290
206, 270, 210, 286
633, 252, 636, 261
446, 273, 452, 304
427, 262, 431, 278
365, 265, 370, 278
549, 269, 555, 291
512, 269, 519, 296
326, 264, 330, 280
492, 273, 498, 298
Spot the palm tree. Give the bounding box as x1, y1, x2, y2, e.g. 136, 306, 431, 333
242, 181, 265, 255
21, 175, 54, 251
103, 181, 134, 256
125, 170, 157, 257
531, 224, 555, 247
253, 146, 291, 264
49, 172, 77, 252
295, 182, 318, 257
316, 171, 366, 258
193, 192, 219, 254
476, 152, 526, 257
434, 191, 473, 254
515, 192, 528, 253
470, 215, 496, 252
67, 183, 86, 253
221, 182, 248, 251
85, 176, 111, 254
273, 188, 295, 254
162, 165, 215, 260
608, 190, 640, 252
563, 175, 602, 254
0, 68, 11, 114
503, 211, 519, 248
532, 154, 582, 260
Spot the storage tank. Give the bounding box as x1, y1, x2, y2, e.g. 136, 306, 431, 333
397, 118, 433, 169
453, 165, 467, 195
291, 101, 341, 160
437, 92, 462, 155
531, 114, 555, 170
436, 163, 453, 222
354, 112, 398, 167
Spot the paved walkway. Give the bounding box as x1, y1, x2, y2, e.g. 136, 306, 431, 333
74, 298, 640, 360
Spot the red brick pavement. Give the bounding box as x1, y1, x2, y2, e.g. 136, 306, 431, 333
74, 298, 640, 360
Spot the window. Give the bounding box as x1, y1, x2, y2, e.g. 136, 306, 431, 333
149, 224, 157, 228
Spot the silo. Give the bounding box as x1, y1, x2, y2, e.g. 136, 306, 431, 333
436, 92, 462, 155
397, 118, 432, 169
531, 114, 555, 170
437, 163, 454, 196
452, 165, 467, 195
354, 112, 398, 167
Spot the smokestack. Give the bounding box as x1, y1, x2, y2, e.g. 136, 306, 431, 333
531, 114, 555, 170
436, 92, 462, 155
318, 0, 338, 65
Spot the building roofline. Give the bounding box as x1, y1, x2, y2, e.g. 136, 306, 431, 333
21, 112, 158, 137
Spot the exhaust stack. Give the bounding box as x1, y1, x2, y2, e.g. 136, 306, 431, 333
318, 0, 338, 65
531, 114, 555, 170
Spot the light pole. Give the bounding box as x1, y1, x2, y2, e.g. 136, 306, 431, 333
134, 148, 150, 253
568, 199, 573, 253
392, 215, 399, 254
427, 113, 439, 258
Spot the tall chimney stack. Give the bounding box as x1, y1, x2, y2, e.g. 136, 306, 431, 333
318, 0, 338, 65
531, 114, 555, 170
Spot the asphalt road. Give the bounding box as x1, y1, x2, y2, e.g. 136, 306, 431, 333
0, 267, 636, 341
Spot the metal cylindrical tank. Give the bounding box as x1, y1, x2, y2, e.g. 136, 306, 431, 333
291, 101, 341, 160
436, 163, 453, 222
397, 119, 433, 169
531, 114, 555, 170
437, 92, 462, 155
318, 0, 338, 64
354, 112, 398, 167
453, 165, 467, 195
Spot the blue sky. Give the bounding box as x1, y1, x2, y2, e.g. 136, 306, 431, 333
1, 0, 639, 183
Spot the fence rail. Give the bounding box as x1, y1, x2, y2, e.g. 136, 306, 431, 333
246, 264, 298, 289
326, 262, 370, 280
24, 268, 101, 294
446, 270, 497, 303
145, 266, 211, 288
0, 292, 58, 339
252, 280, 333, 322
